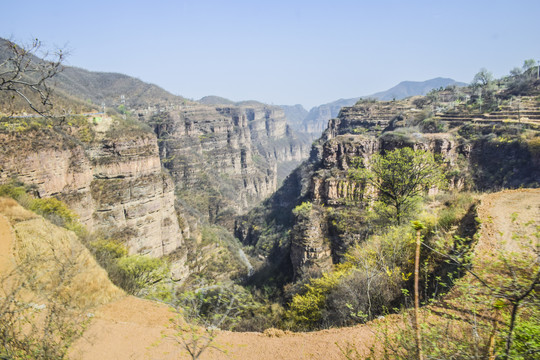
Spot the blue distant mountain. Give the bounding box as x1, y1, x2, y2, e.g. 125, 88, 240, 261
281, 77, 467, 140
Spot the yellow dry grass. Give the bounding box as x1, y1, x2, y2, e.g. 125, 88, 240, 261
0, 196, 37, 223
0, 197, 124, 309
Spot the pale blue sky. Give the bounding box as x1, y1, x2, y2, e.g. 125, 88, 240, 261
3, 0, 540, 108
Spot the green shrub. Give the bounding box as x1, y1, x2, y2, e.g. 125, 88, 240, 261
437, 207, 459, 231
500, 306, 540, 360
292, 201, 313, 219
90, 239, 129, 260
288, 267, 350, 330
287, 222, 417, 330
0, 183, 87, 235
116, 255, 170, 299
176, 284, 260, 331
0, 183, 28, 200
29, 197, 77, 223
87, 239, 172, 301
436, 192, 475, 232
29, 197, 85, 235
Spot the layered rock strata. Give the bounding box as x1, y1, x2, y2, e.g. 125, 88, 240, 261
238, 96, 540, 279
0, 127, 185, 258
141, 103, 309, 223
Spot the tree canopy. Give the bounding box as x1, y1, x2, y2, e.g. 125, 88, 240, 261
350, 147, 445, 224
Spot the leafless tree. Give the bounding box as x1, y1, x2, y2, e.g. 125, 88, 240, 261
167, 284, 246, 359
0, 38, 65, 115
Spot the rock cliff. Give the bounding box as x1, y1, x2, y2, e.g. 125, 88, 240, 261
140, 103, 309, 226
0, 120, 185, 259
238, 92, 540, 280
281, 78, 467, 142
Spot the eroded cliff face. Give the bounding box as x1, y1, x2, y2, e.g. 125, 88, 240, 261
141, 103, 309, 226
0, 125, 185, 259
238, 95, 540, 280
282, 99, 359, 142
289, 204, 331, 279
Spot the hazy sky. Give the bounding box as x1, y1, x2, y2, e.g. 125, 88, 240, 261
3, 0, 540, 109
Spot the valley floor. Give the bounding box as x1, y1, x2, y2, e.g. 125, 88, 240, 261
68, 188, 538, 359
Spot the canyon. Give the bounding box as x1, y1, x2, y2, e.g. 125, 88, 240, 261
238, 87, 540, 279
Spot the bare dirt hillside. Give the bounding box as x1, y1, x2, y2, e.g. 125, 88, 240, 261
71, 294, 379, 360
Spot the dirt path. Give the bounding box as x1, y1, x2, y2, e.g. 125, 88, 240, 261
475, 188, 539, 260
70, 189, 540, 360
71, 294, 378, 360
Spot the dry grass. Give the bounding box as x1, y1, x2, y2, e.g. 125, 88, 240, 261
0, 197, 37, 223
14, 217, 124, 308
0, 198, 124, 309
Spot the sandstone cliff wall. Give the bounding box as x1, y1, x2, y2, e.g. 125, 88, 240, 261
0, 127, 184, 258
142, 104, 309, 224
238, 96, 540, 280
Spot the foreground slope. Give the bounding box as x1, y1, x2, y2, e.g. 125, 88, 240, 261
69, 188, 539, 359
0, 197, 124, 307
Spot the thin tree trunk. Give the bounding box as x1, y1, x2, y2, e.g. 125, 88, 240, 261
504, 269, 540, 358
414, 229, 424, 360
504, 302, 519, 359
486, 316, 498, 360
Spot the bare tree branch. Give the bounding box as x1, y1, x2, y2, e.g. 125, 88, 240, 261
0, 38, 65, 116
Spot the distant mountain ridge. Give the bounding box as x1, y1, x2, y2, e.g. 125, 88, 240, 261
55, 67, 184, 108
281, 77, 467, 140
197, 95, 266, 107
368, 77, 468, 101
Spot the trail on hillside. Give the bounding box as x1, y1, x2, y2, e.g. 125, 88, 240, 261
69, 188, 539, 360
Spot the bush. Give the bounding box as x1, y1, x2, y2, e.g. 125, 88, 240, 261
292, 201, 313, 219
288, 266, 350, 330
29, 197, 86, 236
0, 183, 86, 235
420, 118, 447, 133
287, 221, 419, 330
323, 269, 398, 326
90, 238, 129, 261
115, 254, 171, 299
176, 283, 259, 330
0, 183, 28, 200
87, 238, 171, 300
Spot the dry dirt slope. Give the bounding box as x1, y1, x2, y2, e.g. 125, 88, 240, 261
2, 190, 538, 360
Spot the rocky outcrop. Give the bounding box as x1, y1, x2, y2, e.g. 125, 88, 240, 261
240, 94, 540, 280
141, 103, 309, 225
282, 78, 467, 142
290, 204, 331, 279
0, 126, 185, 259
282, 99, 359, 142
280, 104, 308, 132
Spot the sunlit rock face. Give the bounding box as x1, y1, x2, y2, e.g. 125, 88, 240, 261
0, 129, 184, 258
140, 103, 309, 225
